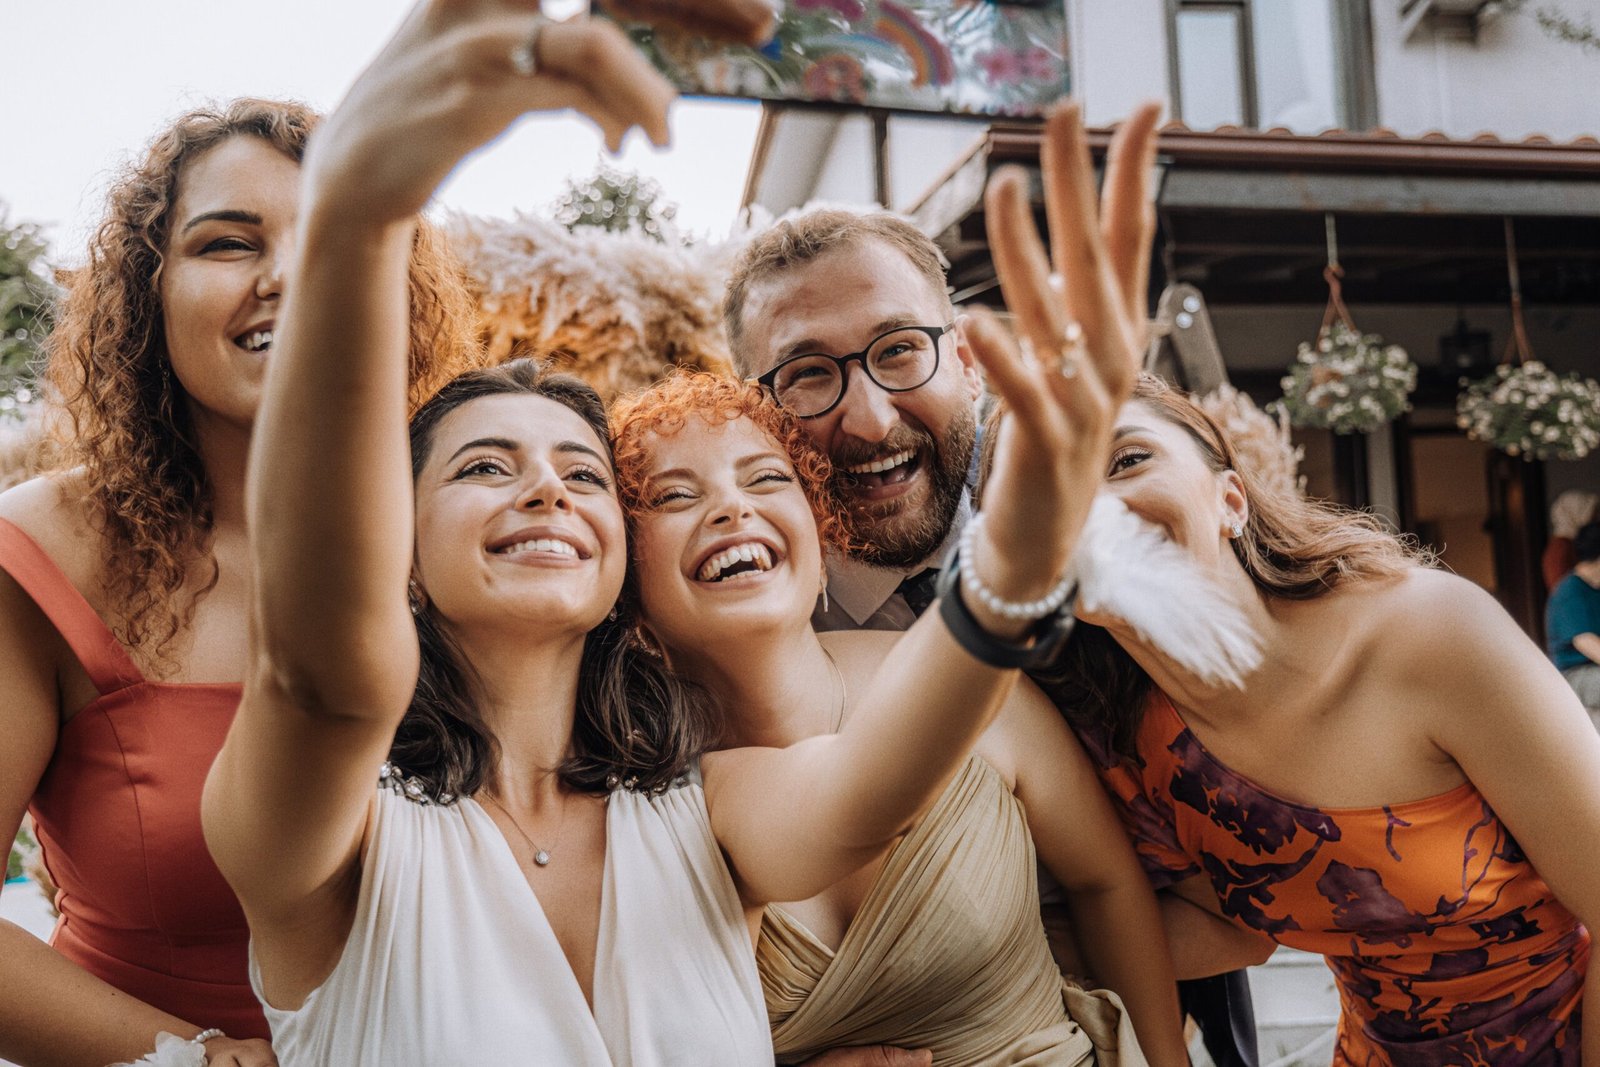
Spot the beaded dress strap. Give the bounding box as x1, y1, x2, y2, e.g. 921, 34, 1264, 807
0, 517, 144, 695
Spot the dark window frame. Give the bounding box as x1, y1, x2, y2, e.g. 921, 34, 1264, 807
1165, 0, 1378, 131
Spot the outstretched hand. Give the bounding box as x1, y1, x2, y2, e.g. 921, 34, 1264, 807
306, 0, 697, 228
961, 100, 1161, 631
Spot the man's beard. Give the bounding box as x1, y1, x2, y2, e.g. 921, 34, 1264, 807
834, 406, 977, 570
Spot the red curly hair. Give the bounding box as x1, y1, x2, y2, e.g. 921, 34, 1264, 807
44, 98, 482, 664
609, 372, 855, 556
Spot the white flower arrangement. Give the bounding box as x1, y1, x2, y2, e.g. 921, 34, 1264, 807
1456, 361, 1600, 461
1279, 322, 1417, 435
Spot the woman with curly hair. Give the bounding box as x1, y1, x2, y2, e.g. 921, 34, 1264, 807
1040, 374, 1600, 1065
0, 98, 479, 1066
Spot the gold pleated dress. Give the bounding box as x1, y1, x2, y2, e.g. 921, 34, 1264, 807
758, 757, 1146, 1067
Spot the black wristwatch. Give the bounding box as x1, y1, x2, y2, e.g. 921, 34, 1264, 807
934, 544, 1076, 670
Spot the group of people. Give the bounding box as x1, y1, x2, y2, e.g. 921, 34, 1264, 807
1, 2, 1596, 1066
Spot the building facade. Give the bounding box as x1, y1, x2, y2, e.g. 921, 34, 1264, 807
745, 0, 1600, 637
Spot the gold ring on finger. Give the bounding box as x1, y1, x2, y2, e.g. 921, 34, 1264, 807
1055, 320, 1085, 379
510, 14, 552, 77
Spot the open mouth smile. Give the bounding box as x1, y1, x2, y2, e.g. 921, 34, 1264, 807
488, 530, 591, 561
694, 540, 780, 584
234, 328, 274, 353
839, 448, 922, 494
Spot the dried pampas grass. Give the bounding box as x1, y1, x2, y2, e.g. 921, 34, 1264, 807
447, 212, 742, 401
0, 407, 58, 493
1198, 384, 1306, 499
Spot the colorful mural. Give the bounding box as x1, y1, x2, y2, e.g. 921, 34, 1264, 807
614, 0, 1069, 117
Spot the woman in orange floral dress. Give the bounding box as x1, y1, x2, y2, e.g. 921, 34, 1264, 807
1040, 375, 1597, 1066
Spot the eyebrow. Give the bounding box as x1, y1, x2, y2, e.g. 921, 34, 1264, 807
1112, 424, 1159, 439
646, 451, 789, 485
444, 437, 611, 470
774, 315, 927, 364
180, 209, 263, 236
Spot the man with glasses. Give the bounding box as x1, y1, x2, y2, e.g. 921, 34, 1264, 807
727, 211, 982, 630
724, 207, 1261, 1067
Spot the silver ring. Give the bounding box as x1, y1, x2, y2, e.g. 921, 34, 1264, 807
510, 14, 551, 77
1057, 320, 1084, 379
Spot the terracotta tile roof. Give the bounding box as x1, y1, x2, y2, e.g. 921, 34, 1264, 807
978, 119, 1600, 179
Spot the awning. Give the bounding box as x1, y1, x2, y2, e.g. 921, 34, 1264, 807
909, 123, 1600, 307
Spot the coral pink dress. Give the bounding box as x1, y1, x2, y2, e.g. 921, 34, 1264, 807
0, 517, 268, 1039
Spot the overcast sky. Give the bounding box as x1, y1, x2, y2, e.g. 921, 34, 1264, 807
1, 0, 763, 263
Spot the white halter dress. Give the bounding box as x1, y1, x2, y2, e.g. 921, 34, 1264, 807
253, 772, 771, 1065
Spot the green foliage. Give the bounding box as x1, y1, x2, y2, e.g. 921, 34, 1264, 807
1457, 361, 1600, 461
8, 825, 37, 882
0, 207, 58, 420
1277, 323, 1417, 436
552, 165, 679, 243
1503, 1, 1600, 52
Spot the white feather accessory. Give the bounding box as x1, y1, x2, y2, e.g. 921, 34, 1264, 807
1071, 495, 1263, 688
108, 1032, 208, 1067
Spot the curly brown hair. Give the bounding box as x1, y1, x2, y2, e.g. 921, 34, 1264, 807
609, 371, 855, 556
44, 98, 481, 663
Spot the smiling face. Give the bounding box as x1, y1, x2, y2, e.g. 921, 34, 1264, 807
158, 135, 300, 430
412, 393, 627, 640
629, 415, 824, 657
1101, 398, 1248, 571
738, 239, 982, 568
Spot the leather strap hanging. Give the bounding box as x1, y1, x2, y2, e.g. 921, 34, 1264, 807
1503, 217, 1535, 365
1320, 213, 1357, 335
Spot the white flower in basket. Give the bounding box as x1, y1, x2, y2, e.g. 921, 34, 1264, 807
1456, 361, 1600, 462
1279, 322, 1417, 435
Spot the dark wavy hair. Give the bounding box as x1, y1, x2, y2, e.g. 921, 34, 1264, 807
395, 358, 717, 799
1009, 375, 1429, 761
43, 98, 481, 667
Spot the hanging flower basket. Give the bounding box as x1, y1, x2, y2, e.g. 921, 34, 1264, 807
1278, 321, 1417, 435
1456, 361, 1600, 461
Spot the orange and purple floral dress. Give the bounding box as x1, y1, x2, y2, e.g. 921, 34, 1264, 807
1080, 690, 1588, 1066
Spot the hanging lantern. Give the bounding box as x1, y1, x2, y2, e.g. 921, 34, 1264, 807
1456, 220, 1600, 461
1277, 214, 1417, 435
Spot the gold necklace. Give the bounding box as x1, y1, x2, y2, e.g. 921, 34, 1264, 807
480, 791, 568, 868
820, 644, 848, 733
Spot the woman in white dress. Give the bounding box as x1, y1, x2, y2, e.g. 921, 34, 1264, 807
201, 1, 1141, 1063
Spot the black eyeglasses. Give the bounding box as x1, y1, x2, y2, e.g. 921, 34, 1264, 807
755, 323, 953, 419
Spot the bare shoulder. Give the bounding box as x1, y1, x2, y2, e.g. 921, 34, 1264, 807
0, 470, 106, 597
1356, 566, 1514, 651
1345, 566, 1552, 730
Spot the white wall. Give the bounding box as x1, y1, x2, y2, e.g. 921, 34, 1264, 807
1069, 0, 1173, 125
1372, 0, 1600, 139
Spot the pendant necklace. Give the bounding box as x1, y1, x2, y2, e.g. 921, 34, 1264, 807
481, 791, 568, 868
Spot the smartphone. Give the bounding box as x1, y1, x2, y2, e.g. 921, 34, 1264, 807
601, 0, 1070, 119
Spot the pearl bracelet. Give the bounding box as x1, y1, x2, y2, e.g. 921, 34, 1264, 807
193, 1029, 225, 1044
958, 512, 1074, 621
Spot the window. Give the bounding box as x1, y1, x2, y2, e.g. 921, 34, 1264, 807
1167, 0, 1376, 132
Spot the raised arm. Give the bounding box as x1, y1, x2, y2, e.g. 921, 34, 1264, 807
709, 102, 1163, 905
994, 683, 1189, 1067
1419, 572, 1600, 1065
202, 0, 701, 986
